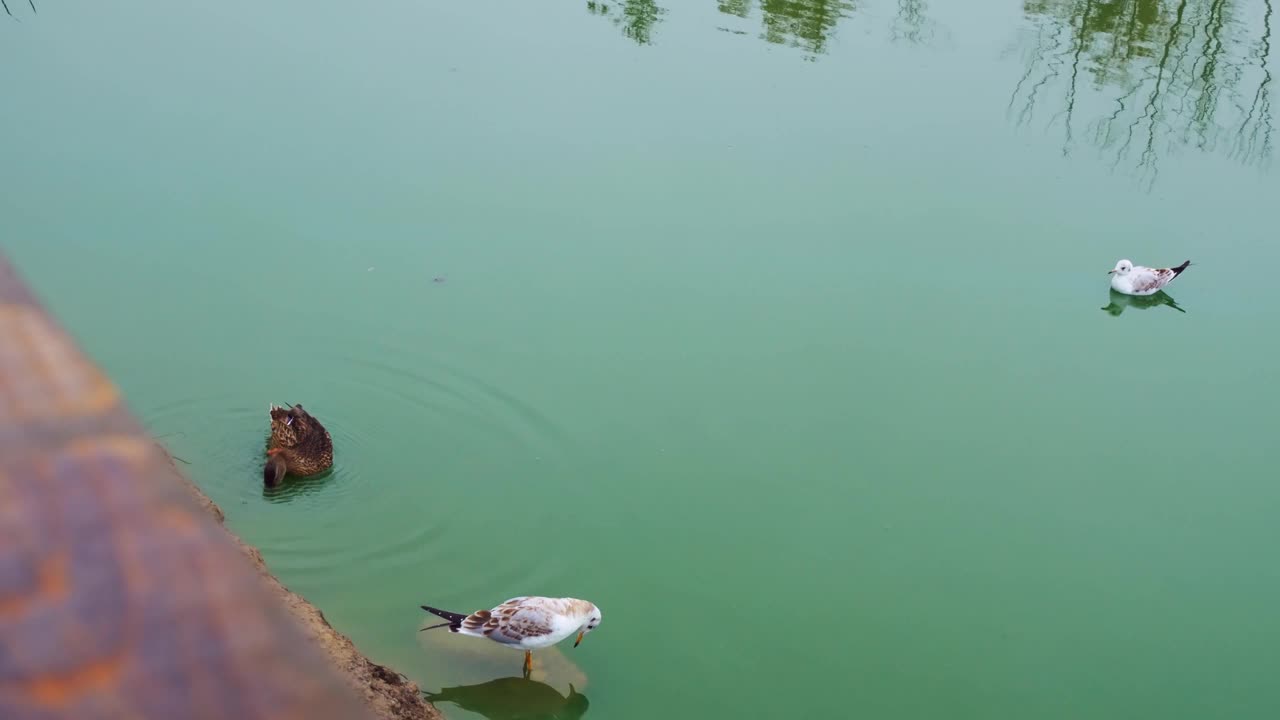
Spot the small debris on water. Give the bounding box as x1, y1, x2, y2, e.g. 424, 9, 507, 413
432, 276, 447, 283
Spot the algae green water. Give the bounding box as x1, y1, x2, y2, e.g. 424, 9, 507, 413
4, 1, 1279, 718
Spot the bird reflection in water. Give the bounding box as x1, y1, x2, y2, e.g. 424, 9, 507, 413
425, 677, 589, 720
1101, 289, 1186, 316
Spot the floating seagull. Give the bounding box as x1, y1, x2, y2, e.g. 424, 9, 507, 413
420, 597, 602, 677
1108, 258, 1192, 296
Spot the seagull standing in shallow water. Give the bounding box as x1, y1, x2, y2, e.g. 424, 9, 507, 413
420, 597, 602, 677
1109, 258, 1192, 296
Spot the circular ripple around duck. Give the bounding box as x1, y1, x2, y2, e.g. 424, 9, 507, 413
142, 392, 376, 514
262, 412, 376, 506
276, 340, 571, 587
139, 328, 572, 594
334, 349, 565, 456
142, 393, 262, 498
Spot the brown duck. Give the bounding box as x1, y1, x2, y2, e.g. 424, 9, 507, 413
264, 403, 333, 487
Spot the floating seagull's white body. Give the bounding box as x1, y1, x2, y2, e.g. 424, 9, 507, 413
1108, 258, 1191, 296
421, 596, 602, 676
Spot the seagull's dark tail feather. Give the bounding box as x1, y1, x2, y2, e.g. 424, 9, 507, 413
1171, 260, 1191, 276
420, 605, 466, 632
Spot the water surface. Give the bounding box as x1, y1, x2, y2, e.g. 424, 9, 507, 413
3, 1, 1278, 718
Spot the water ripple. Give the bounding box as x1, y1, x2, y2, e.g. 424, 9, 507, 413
143, 334, 569, 591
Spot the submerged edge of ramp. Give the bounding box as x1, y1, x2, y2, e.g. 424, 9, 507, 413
0, 254, 438, 720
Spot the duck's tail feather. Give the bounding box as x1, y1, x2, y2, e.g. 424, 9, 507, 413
420, 605, 466, 632
264, 455, 287, 487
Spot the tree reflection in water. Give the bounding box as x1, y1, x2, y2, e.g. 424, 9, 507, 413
3, 0, 39, 20
587, 1, 666, 45
581, 0, 1272, 187
1010, 0, 1273, 187
590, 1, 861, 57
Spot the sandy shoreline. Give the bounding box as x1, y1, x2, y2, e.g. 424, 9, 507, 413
170, 450, 443, 720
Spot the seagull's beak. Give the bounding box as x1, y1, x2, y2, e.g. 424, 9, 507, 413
574, 631, 585, 648
1107, 270, 1115, 274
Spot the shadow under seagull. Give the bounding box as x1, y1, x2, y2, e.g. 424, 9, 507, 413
1101, 289, 1186, 317
424, 677, 590, 720
415, 619, 588, 693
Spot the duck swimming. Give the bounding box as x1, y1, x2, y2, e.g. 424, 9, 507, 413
264, 403, 333, 487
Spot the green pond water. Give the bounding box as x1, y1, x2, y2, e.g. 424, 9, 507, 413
4, 1, 1279, 718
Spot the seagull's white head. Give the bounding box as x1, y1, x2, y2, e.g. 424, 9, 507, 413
572, 602, 602, 648
1109, 259, 1133, 276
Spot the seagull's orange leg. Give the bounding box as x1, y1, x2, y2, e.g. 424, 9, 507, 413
523, 650, 532, 677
